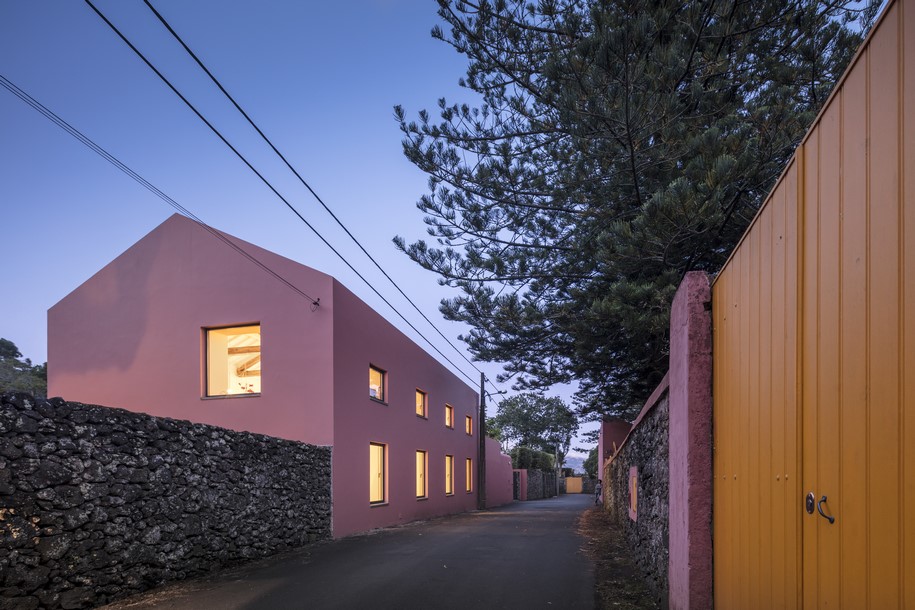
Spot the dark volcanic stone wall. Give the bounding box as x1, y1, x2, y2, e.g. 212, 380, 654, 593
0, 392, 331, 610
605, 392, 669, 608
524, 470, 557, 500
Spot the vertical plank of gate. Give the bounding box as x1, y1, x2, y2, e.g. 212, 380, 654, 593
771, 171, 789, 610
870, 4, 903, 606
903, 0, 915, 604
818, 97, 843, 609
739, 244, 751, 610
760, 202, 774, 606
787, 155, 804, 610
801, 123, 821, 610
839, 51, 869, 609
749, 224, 762, 608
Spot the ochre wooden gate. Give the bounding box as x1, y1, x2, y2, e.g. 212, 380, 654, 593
712, 1, 915, 606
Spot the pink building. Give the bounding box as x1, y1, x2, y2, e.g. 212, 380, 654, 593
48, 214, 511, 538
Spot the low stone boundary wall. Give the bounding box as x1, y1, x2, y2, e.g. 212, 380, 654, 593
0, 393, 331, 609
604, 378, 670, 607
513, 469, 557, 501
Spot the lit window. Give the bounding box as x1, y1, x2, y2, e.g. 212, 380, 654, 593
465, 415, 473, 435
445, 455, 454, 495
370, 443, 386, 504
369, 365, 386, 402
465, 458, 473, 493
415, 389, 427, 418
206, 324, 261, 397
445, 404, 454, 428
416, 450, 427, 499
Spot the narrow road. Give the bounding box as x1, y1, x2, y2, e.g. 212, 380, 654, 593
104, 494, 595, 610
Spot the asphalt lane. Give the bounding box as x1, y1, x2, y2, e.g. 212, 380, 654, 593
103, 493, 595, 610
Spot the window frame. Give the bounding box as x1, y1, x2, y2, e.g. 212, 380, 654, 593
445, 454, 454, 496
416, 450, 428, 499
369, 365, 387, 404
465, 415, 473, 436
370, 442, 387, 505
465, 457, 473, 493
203, 323, 262, 398
445, 404, 454, 428
415, 389, 428, 418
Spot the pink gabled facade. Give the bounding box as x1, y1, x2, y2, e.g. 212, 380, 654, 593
48, 214, 510, 538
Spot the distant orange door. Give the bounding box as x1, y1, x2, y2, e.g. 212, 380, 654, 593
566, 477, 583, 493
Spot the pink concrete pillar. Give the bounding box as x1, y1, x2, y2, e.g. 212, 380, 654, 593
668, 271, 713, 610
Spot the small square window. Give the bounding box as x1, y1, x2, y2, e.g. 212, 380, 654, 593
415, 389, 427, 418
465, 415, 473, 436
445, 404, 454, 428
205, 324, 261, 397
369, 365, 386, 402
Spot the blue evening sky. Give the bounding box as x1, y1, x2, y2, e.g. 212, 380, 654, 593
0, 1, 594, 454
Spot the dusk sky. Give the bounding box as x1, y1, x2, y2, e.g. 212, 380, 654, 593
1, 1, 594, 453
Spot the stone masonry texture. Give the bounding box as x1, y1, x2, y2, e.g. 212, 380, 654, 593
0, 392, 331, 610
606, 393, 670, 608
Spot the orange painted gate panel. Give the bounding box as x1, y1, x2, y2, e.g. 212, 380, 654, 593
712, 1, 915, 607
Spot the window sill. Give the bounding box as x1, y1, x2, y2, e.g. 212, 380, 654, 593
417, 414, 428, 420
202, 393, 261, 400
369, 397, 388, 406
370, 501, 388, 508
417, 497, 428, 502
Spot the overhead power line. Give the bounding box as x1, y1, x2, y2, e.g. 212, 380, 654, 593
141, 0, 505, 398
83, 0, 490, 391
0, 73, 320, 309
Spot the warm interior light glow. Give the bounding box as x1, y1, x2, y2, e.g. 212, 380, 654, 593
445, 404, 454, 428
370, 443, 385, 503
465, 415, 473, 435
369, 366, 385, 401
465, 458, 473, 492
415, 389, 427, 417
416, 450, 427, 498
445, 455, 454, 495
206, 324, 261, 396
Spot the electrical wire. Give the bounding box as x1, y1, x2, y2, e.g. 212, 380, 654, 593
83, 0, 487, 390
0, 73, 320, 309
141, 0, 505, 398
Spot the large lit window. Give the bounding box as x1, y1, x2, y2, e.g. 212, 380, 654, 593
206, 324, 261, 396
465, 415, 473, 435
369, 365, 386, 402
445, 455, 454, 495
370, 443, 386, 504
465, 458, 473, 493
445, 404, 454, 428
415, 389, 427, 418
416, 450, 427, 499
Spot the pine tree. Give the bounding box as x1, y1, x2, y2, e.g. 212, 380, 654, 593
396, 0, 877, 418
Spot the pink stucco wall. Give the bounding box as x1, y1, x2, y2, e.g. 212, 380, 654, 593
513, 469, 528, 502
667, 272, 713, 610
330, 280, 480, 538
484, 437, 514, 508
48, 214, 336, 446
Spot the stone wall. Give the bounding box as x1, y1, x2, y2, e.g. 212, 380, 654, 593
0, 393, 332, 609
605, 388, 670, 608
524, 470, 557, 500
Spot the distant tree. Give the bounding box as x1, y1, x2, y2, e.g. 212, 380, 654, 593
0, 338, 47, 398
396, 0, 879, 419
583, 446, 598, 479
492, 393, 578, 468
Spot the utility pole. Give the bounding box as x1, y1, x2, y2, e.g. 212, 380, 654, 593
478, 372, 486, 510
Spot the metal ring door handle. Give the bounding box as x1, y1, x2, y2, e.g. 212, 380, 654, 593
817, 495, 836, 524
